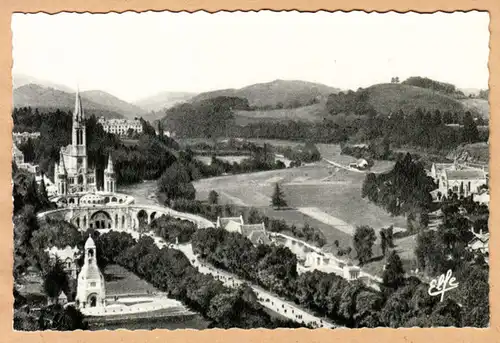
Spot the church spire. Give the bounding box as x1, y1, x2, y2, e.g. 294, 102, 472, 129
58, 151, 67, 175
105, 153, 114, 173
74, 87, 85, 122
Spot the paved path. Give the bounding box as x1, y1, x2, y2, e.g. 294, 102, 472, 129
296, 207, 356, 236
322, 158, 364, 173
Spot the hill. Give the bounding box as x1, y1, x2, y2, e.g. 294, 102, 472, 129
327, 83, 486, 119
134, 91, 196, 112
190, 79, 340, 109
233, 102, 327, 125
12, 73, 74, 93
81, 90, 146, 119
366, 83, 466, 115
12, 84, 142, 119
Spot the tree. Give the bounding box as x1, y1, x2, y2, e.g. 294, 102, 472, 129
43, 257, 69, 304
380, 230, 387, 256
38, 304, 87, 331
354, 290, 383, 327
462, 111, 480, 143
382, 251, 405, 290
386, 226, 394, 247
460, 266, 489, 327
353, 226, 376, 265
157, 162, 196, 201
208, 190, 219, 205
271, 183, 288, 210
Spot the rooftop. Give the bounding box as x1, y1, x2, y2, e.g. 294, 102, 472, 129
240, 223, 265, 237
445, 169, 486, 180
218, 216, 244, 228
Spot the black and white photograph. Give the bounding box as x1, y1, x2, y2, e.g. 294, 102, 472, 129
11, 11, 490, 330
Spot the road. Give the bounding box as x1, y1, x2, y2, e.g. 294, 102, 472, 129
137, 232, 339, 329
322, 158, 365, 173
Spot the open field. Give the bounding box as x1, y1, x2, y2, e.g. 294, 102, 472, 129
193, 161, 416, 277
316, 143, 396, 174
194, 161, 406, 248
104, 264, 159, 296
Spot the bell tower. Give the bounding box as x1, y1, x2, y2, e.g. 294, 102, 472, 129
76, 235, 106, 309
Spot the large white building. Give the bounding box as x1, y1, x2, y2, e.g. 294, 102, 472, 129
98, 117, 143, 136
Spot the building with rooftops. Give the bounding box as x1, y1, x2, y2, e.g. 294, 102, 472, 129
76, 235, 106, 309
12, 141, 41, 176
45, 245, 81, 279
216, 216, 269, 245
97, 117, 143, 136
13, 131, 40, 145
437, 168, 487, 199
216, 215, 244, 229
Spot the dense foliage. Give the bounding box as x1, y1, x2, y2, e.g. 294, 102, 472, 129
402, 76, 465, 97
361, 153, 436, 218
160, 96, 248, 138
147, 214, 197, 243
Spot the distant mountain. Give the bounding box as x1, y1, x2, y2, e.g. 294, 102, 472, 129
190, 79, 340, 108
81, 90, 146, 119
12, 73, 75, 93
13, 84, 128, 119
134, 91, 197, 112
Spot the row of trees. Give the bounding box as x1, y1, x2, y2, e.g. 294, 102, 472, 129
228, 109, 486, 152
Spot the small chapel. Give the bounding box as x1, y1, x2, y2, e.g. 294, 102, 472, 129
75, 235, 106, 309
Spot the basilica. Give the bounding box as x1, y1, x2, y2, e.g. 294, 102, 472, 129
53, 91, 117, 205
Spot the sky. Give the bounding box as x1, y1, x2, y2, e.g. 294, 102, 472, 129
12, 11, 490, 103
